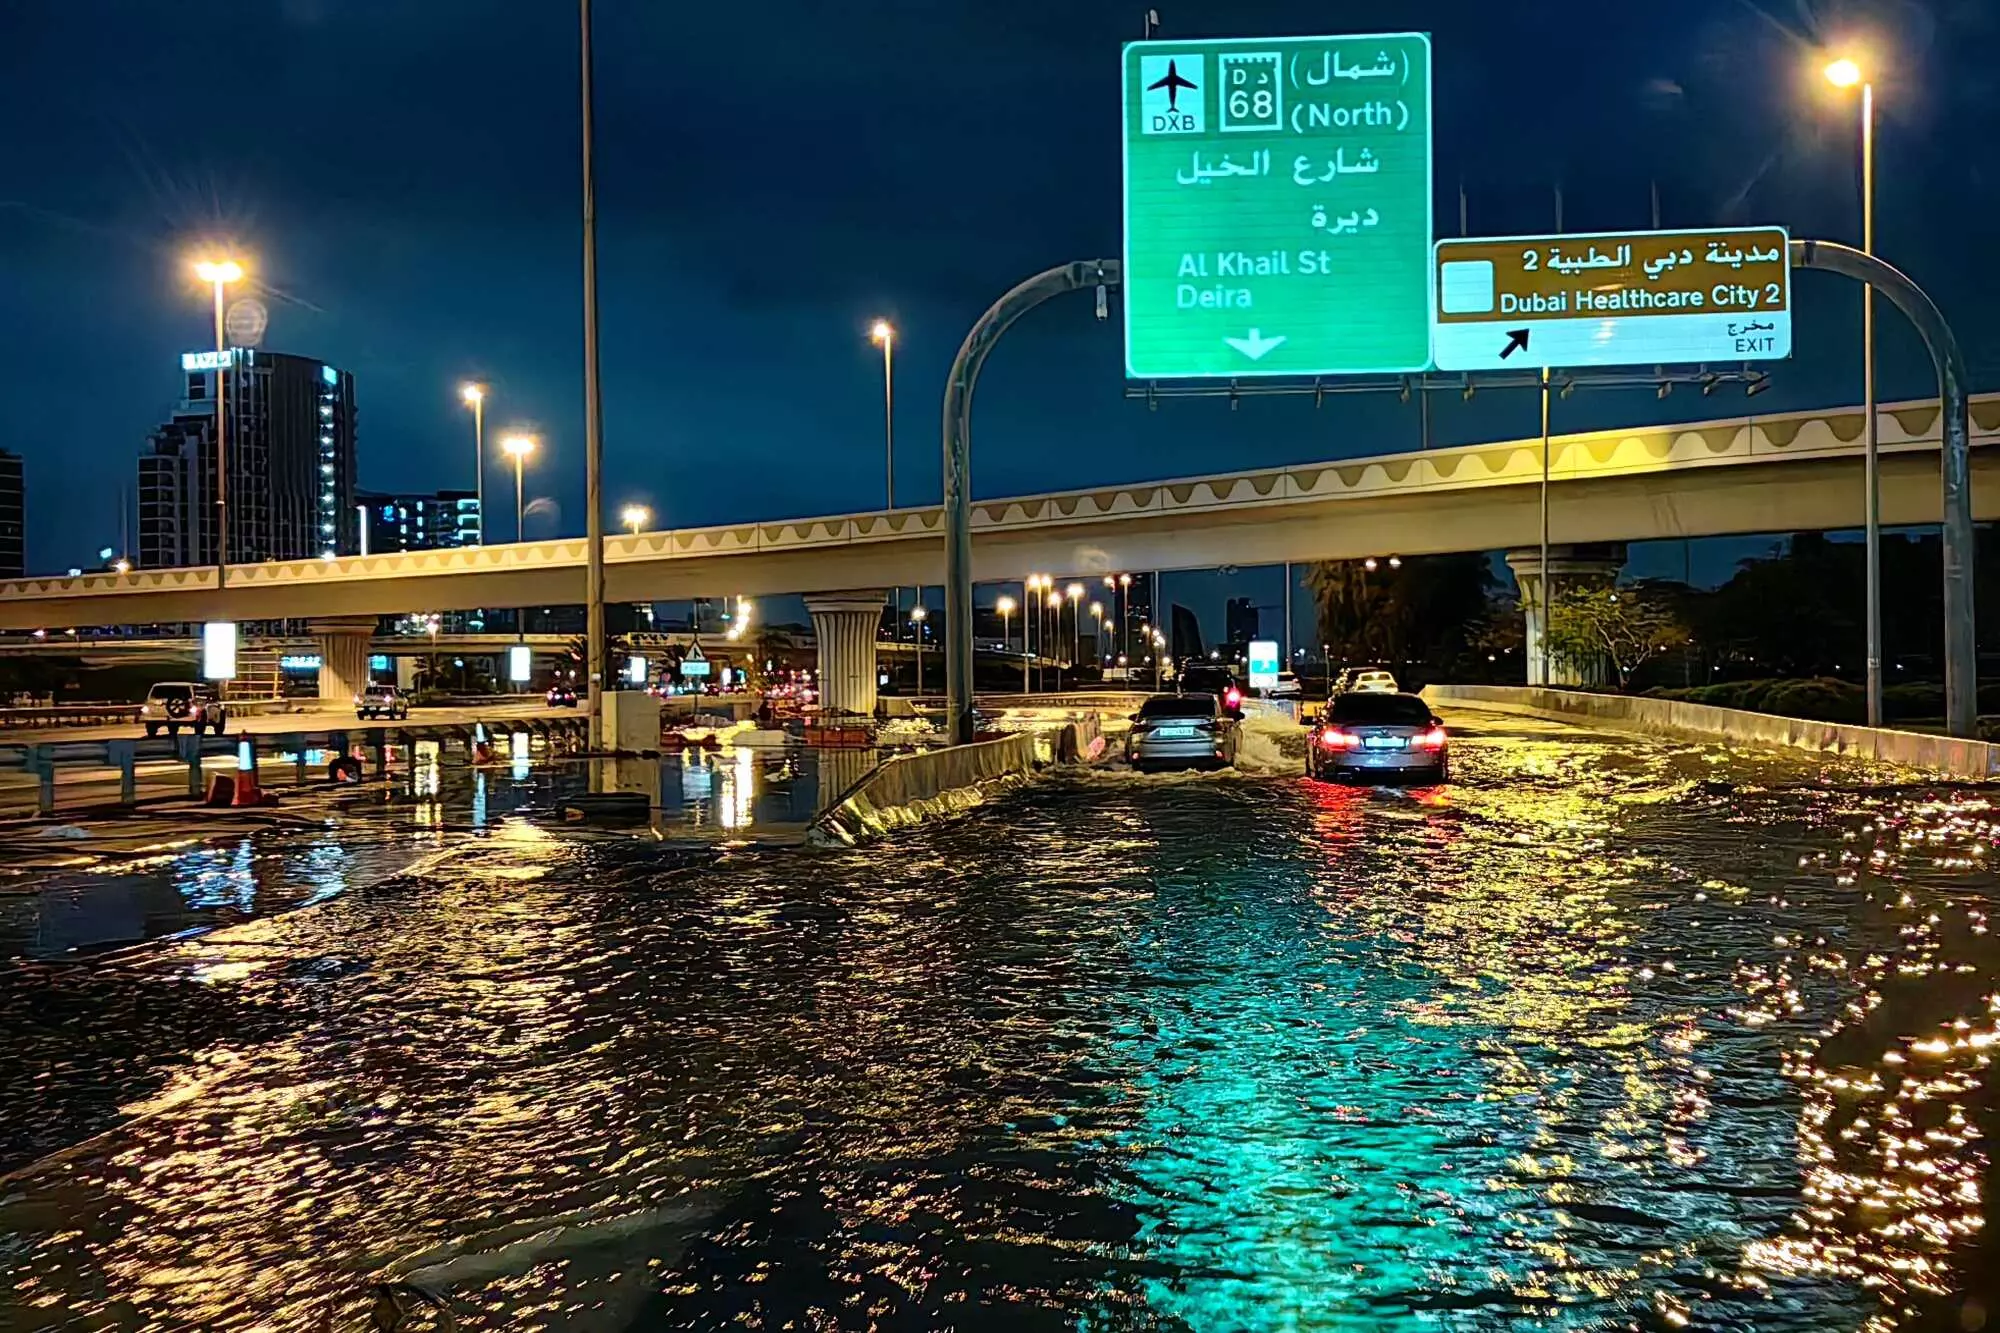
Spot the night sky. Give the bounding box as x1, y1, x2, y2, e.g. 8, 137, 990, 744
4, 0, 1997, 619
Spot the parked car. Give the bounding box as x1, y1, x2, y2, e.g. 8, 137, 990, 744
1177, 664, 1244, 717
1332, 666, 1400, 695
547, 684, 579, 708
140, 681, 228, 737
1306, 691, 1449, 784
1125, 692, 1241, 772
1268, 671, 1303, 698
355, 683, 410, 720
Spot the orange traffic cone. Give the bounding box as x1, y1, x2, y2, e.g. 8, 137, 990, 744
231, 740, 263, 807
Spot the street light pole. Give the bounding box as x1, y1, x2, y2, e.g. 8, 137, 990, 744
1539, 364, 1553, 688
579, 0, 608, 750
1825, 57, 1881, 724
194, 260, 242, 583
461, 385, 486, 543
872, 321, 896, 508
911, 603, 927, 695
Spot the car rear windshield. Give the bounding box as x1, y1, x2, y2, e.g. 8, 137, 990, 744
1329, 693, 1433, 726
1140, 695, 1216, 719
148, 685, 192, 700
1179, 668, 1234, 692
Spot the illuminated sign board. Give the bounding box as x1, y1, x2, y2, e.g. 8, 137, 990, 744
507, 645, 532, 683
202, 622, 237, 680
626, 655, 648, 685
1430, 226, 1791, 371
681, 659, 712, 678
181, 349, 238, 372
278, 654, 323, 671
1247, 639, 1280, 689
1122, 33, 1433, 378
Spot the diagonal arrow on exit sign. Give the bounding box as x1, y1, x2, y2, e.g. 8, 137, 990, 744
1223, 329, 1287, 361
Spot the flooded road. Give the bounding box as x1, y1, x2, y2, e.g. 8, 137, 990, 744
3, 711, 1998, 1330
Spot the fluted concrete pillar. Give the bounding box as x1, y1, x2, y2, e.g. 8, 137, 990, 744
805, 590, 888, 719
309, 616, 377, 702
1504, 544, 1627, 686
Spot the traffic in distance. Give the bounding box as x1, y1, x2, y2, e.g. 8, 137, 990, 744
1121, 659, 1450, 786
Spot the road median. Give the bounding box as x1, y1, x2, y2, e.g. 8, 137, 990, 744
1425, 683, 2000, 779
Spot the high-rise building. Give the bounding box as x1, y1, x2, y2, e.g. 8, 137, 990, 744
0, 449, 22, 579
1224, 596, 1260, 651
136, 349, 359, 567
137, 419, 210, 570
358, 489, 480, 555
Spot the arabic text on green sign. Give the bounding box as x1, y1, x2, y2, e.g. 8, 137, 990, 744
1121, 34, 1433, 379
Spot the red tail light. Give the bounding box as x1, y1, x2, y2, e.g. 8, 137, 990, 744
1415, 726, 1447, 750
1224, 687, 1243, 708
1317, 727, 1355, 750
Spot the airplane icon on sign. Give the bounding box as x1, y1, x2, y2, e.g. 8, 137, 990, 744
1146, 59, 1197, 110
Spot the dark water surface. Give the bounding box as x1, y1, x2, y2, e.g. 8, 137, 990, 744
3, 714, 1998, 1331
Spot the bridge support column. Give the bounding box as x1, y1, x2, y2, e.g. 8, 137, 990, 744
1504, 544, 1627, 686
309, 617, 377, 703
805, 591, 888, 720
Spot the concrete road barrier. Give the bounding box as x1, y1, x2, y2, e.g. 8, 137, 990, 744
815, 733, 1038, 844
1425, 684, 2000, 780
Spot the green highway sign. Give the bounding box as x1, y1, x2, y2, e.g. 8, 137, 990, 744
1121, 33, 1433, 380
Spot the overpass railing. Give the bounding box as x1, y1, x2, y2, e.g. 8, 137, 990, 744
0, 703, 143, 730
0, 715, 589, 817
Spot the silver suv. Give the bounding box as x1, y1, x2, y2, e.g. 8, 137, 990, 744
356, 683, 410, 720
141, 681, 228, 736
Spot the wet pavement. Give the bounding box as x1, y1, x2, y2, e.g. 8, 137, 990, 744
3, 711, 1999, 1330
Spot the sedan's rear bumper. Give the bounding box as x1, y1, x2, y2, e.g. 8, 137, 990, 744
1128, 738, 1233, 769
1320, 747, 1448, 779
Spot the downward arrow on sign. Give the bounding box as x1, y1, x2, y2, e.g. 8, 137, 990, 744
1223, 329, 1287, 361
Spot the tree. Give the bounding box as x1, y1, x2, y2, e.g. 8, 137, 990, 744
1304, 553, 1493, 674
1543, 583, 1689, 690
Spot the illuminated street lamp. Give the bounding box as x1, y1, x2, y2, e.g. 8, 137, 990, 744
1047, 586, 1066, 690
1026, 574, 1049, 690
193, 257, 244, 581
1118, 572, 1133, 659
500, 434, 536, 542
1064, 582, 1085, 673
1090, 600, 1105, 664
870, 320, 895, 508
996, 594, 1022, 695
460, 384, 486, 542
621, 503, 650, 535
1824, 51, 1882, 725
910, 603, 928, 695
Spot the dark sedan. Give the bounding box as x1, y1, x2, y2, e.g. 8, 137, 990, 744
1305, 691, 1449, 784
1125, 693, 1241, 772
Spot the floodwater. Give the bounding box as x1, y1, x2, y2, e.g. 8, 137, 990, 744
2, 711, 1998, 1331
0, 739, 855, 960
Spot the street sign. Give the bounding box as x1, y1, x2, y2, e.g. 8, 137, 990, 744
1122, 33, 1433, 379
1431, 226, 1791, 372
202, 622, 237, 681
507, 644, 531, 683
1247, 639, 1280, 689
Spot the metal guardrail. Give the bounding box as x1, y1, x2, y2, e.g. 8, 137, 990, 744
0, 693, 557, 731
0, 703, 142, 729
0, 714, 590, 817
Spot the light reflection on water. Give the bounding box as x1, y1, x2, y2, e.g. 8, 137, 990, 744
0, 715, 1996, 1330
0, 744, 836, 960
